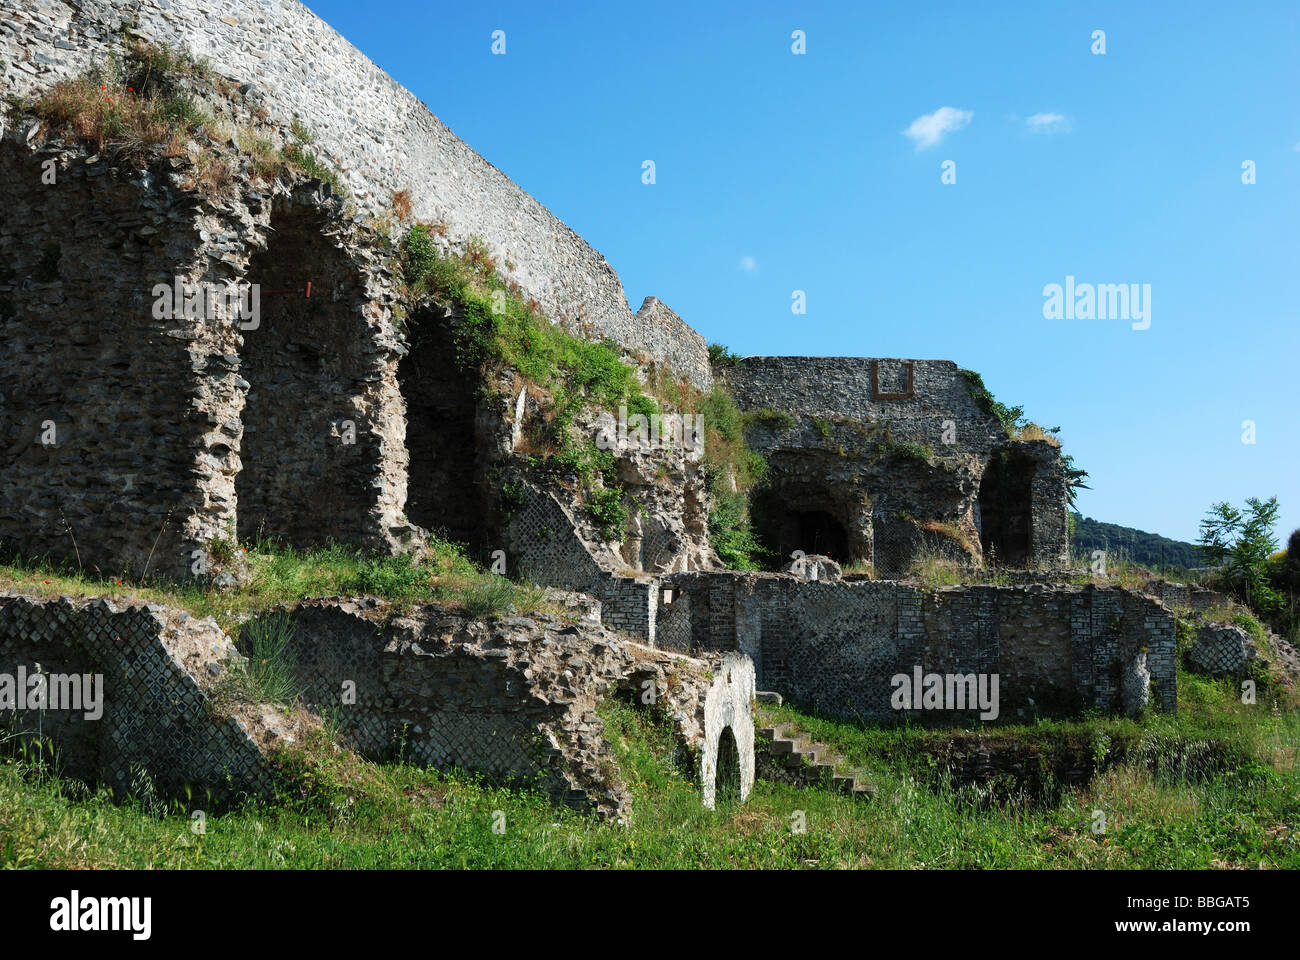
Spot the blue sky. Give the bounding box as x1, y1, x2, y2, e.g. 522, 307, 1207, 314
308, 0, 1298, 545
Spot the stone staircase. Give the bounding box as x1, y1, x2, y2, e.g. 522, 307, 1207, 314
755, 707, 875, 799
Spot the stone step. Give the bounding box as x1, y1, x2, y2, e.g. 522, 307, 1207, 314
755, 709, 874, 800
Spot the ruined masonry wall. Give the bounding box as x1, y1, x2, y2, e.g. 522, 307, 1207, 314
504, 479, 658, 644
658, 574, 1177, 721
724, 357, 1006, 454
0, 0, 713, 390
0, 591, 756, 819
0, 592, 279, 799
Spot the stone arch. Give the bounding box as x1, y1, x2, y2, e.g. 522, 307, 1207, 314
700, 653, 756, 809
978, 447, 1034, 566
0, 142, 200, 577
396, 305, 485, 550
752, 484, 863, 566
236, 200, 374, 547
714, 725, 741, 804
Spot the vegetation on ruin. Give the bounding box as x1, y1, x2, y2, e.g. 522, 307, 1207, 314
400, 224, 655, 537
399, 228, 768, 557
212, 612, 303, 707
961, 368, 1089, 505
0, 539, 560, 637
640, 366, 769, 569
706, 342, 743, 367
3, 685, 1296, 869
744, 408, 796, 432
876, 436, 935, 464
905, 544, 1015, 588
20, 39, 346, 199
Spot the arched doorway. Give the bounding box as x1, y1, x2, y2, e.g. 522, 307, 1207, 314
714, 725, 741, 805
396, 306, 483, 550
978, 448, 1034, 566
237, 203, 372, 547
752, 489, 854, 565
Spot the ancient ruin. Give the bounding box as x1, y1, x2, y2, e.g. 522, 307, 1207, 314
0, 0, 1175, 814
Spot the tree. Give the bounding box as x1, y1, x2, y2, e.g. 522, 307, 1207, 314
1198, 496, 1282, 611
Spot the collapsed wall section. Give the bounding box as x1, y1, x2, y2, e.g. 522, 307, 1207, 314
0, 590, 756, 819
249, 597, 754, 819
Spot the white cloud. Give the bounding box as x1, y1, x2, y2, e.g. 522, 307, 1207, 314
902, 106, 973, 150
739, 256, 757, 272
1025, 112, 1070, 133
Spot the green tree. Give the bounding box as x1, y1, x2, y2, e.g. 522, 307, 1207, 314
1198, 496, 1282, 611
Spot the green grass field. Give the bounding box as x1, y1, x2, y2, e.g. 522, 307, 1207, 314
4, 673, 1296, 869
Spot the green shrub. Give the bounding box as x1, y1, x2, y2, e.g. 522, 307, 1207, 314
707, 342, 741, 367
230, 613, 300, 706
585, 487, 628, 540
746, 408, 795, 431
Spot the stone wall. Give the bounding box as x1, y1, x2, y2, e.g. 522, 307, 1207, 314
0, 591, 284, 801
248, 597, 755, 818
0, 590, 756, 819
0, 0, 713, 392
0, 111, 407, 576
0, 137, 210, 575
656, 572, 1177, 722
724, 357, 1069, 573
724, 357, 1006, 455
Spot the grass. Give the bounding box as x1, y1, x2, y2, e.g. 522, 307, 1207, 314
904, 544, 1013, 588
0, 537, 561, 636
23, 39, 347, 200
219, 612, 301, 706
876, 436, 935, 463
2, 690, 1296, 869
744, 408, 796, 432
1012, 422, 1061, 446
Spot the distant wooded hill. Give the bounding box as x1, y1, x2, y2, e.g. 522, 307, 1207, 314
1070, 513, 1204, 569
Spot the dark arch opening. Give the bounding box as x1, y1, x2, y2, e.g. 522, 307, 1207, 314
753, 488, 851, 564
396, 307, 484, 552
714, 725, 741, 806
978, 448, 1034, 566
237, 204, 372, 547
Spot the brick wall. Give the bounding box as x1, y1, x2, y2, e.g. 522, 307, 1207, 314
656, 573, 1177, 721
